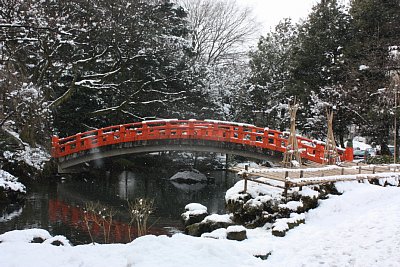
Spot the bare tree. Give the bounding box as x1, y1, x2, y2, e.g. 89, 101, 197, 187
178, 0, 259, 65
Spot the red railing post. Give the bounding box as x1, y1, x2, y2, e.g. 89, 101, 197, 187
344, 147, 354, 162
263, 129, 269, 148
238, 126, 244, 140
213, 123, 220, 140
273, 132, 279, 147
206, 123, 213, 139
165, 121, 171, 137
314, 143, 325, 164
250, 127, 256, 143
188, 120, 194, 137
142, 122, 149, 139
97, 129, 104, 146
51, 136, 59, 157
228, 126, 234, 140
75, 135, 81, 152
119, 125, 126, 142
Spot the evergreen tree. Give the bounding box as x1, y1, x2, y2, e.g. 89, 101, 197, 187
245, 19, 298, 129
347, 0, 400, 150
1, 0, 214, 141
291, 0, 351, 143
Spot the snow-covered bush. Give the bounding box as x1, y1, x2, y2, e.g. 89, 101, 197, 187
0, 170, 26, 203
0, 229, 71, 246
4, 82, 51, 146
0, 170, 26, 194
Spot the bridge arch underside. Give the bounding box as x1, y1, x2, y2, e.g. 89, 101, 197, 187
57, 139, 281, 173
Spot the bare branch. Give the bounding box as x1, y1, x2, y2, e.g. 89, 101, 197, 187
48, 73, 78, 109
178, 0, 259, 64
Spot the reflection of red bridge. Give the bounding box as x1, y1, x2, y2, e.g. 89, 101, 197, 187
52, 119, 353, 172
49, 199, 166, 243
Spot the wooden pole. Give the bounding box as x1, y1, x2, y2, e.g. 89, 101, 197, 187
394, 84, 397, 164
243, 165, 248, 193
284, 182, 288, 203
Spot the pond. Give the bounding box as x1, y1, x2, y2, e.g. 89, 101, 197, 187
0, 168, 239, 245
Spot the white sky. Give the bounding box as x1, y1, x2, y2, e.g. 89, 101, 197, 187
238, 0, 319, 34
238, 0, 350, 35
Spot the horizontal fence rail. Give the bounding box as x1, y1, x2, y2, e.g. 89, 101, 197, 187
51, 119, 353, 164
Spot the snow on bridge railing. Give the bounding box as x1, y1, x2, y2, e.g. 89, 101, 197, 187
51, 119, 353, 164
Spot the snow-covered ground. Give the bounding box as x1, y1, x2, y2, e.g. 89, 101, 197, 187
264, 182, 400, 266
1, 181, 399, 267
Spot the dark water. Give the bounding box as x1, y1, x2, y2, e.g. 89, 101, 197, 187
0, 169, 238, 245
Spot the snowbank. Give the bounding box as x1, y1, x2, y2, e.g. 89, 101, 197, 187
202, 214, 232, 224
0, 229, 52, 243
225, 178, 282, 202
0, 233, 264, 267
201, 228, 227, 239
298, 186, 319, 198
1, 183, 400, 267
264, 182, 400, 266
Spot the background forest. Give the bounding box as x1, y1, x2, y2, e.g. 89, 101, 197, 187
0, 0, 399, 155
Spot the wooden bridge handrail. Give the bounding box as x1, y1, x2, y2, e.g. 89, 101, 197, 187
51, 119, 353, 164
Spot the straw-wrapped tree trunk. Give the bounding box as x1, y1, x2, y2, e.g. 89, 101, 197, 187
324, 109, 340, 164
283, 102, 301, 167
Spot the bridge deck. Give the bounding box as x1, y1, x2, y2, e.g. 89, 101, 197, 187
52, 119, 354, 172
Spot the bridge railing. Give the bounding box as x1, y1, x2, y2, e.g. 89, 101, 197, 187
51, 119, 352, 164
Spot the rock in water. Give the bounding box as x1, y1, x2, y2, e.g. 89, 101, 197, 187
169, 169, 207, 184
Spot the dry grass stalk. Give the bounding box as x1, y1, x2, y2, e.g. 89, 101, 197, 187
127, 198, 154, 240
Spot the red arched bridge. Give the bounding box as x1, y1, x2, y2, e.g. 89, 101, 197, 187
51, 119, 353, 173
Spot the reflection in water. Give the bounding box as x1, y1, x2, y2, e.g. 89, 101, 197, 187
0, 169, 239, 244
170, 181, 206, 192
49, 199, 166, 243
117, 171, 137, 200
0, 205, 23, 223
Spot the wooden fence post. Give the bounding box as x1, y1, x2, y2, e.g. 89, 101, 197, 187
284, 171, 289, 202
243, 165, 248, 193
